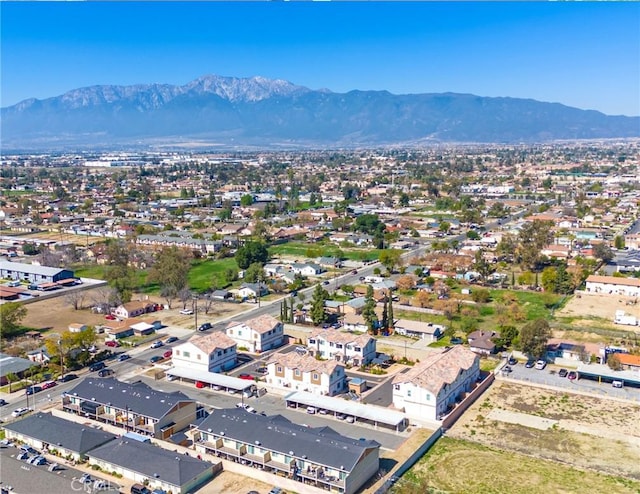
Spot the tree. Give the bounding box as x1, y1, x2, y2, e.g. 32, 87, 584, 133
240, 194, 254, 206
614, 235, 625, 250
387, 296, 395, 333
5, 372, 18, 393
516, 220, 554, 271
471, 288, 490, 304
472, 250, 495, 281
493, 325, 519, 350
310, 284, 329, 325
235, 241, 269, 270
607, 353, 622, 371
64, 290, 86, 311
147, 247, 191, 305
396, 275, 417, 291
354, 214, 382, 235
104, 240, 136, 301
379, 249, 402, 274
413, 290, 431, 308
0, 302, 28, 338
224, 267, 239, 284
244, 262, 265, 283
519, 318, 551, 358
593, 243, 614, 263
362, 285, 378, 334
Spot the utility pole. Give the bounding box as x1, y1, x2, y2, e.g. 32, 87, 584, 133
193, 295, 198, 331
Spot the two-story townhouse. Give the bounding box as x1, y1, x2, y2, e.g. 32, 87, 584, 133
306, 328, 376, 367
225, 314, 284, 353
172, 332, 237, 373
266, 352, 347, 396
195, 408, 380, 494
392, 346, 480, 421
62, 377, 197, 439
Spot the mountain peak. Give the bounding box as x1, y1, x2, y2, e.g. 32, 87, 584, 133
183, 74, 310, 102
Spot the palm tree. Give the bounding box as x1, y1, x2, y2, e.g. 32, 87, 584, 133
6, 372, 18, 393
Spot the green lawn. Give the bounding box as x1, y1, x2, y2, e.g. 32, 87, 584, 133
188, 258, 240, 293
395, 436, 640, 494
489, 289, 563, 321
269, 241, 381, 262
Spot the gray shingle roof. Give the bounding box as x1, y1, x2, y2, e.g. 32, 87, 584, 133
0, 260, 69, 277
65, 378, 193, 420
198, 408, 379, 472
88, 438, 213, 487
4, 412, 116, 455
0, 352, 34, 377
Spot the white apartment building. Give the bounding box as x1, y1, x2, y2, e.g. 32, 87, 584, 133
392, 346, 479, 421
266, 352, 346, 396
225, 314, 284, 353
306, 328, 376, 366
172, 332, 237, 373
585, 275, 640, 298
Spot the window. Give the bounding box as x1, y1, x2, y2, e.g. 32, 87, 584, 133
277, 366, 283, 373
394, 384, 400, 390
309, 339, 316, 344
336, 344, 343, 349
426, 394, 430, 401
228, 329, 233, 335
238, 330, 242, 337
294, 369, 301, 377
183, 351, 190, 358
254, 334, 258, 339
175, 350, 180, 356
197, 354, 201, 360
312, 373, 319, 380
407, 389, 412, 397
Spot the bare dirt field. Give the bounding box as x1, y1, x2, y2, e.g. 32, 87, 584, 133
448, 381, 640, 480
556, 293, 640, 330
198, 470, 273, 494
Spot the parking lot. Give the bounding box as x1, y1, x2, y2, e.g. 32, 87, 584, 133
499, 359, 640, 403
0, 441, 120, 494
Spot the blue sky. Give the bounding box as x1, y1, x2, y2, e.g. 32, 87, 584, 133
1, 2, 639, 116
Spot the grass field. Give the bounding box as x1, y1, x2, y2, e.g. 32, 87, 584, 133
395, 437, 640, 494
269, 241, 381, 261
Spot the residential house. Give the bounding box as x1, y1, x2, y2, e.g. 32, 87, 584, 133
26, 347, 51, 365
4, 412, 116, 461
88, 438, 216, 494
546, 341, 588, 362
585, 275, 640, 297
113, 301, 156, 319
195, 408, 379, 494
235, 282, 269, 301
393, 319, 445, 343
343, 314, 369, 333
616, 353, 640, 370
392, 346, 480, 421
172, 332, 237, 373
291, 262, 324, 277
68, 323, 89, 333
466, 330, 498, 355
266, 352, 347, 396
225, 314, 284, 353
0, 352, 34, 386
306, 328, 376, 366
62, 378, 197, 440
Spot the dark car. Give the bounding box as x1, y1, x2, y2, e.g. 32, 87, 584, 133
25, 386, 42, 396
525, 360, 535, 368
149, 355, 162, 363
165, 336, 179, 344
502, 365, 512, 373
58, 373, 78, 383
118, 353, 131, 362
89, 362, 106, 372
198, 323, 212, 332
508, 357, 518, 365
567, 371, 578, 381
0, 399, 7, 406
450, 337, 463, 345
558, 368, 568, 378
98, 368, 114, 377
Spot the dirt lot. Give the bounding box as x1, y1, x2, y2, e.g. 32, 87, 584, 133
556, 293, 640, 329
198, 471, 273, 494
448, 381, 640, 480
19, 288, 249, 336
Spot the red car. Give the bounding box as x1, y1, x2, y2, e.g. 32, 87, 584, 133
195, 381, 205, 389
105, 314, 116, 320
239, 374, 254, 381
41, 381, 57, 390
105, 340, 120, 348
163, 350, 173, 359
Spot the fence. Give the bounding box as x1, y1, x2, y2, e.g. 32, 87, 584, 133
441, 372, 495, 430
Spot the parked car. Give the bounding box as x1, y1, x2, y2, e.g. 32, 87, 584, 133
25, 386, 42, 396
118, 353, 131, 362
105, 314, 116, 320
525, 360, 536, 368
17, 452, 29, 461
195, 381, 205, 389
12, 407, 31, 418
507, 357, 518, 365
255, 366, 268, 374
149, 355, 162, 363
150, 340, 164, 349
567, 371, 578, 381
165, 336, 179, 344
238, 374, 254, 381
163, 350, 173, 359
198, 322, 212, 332
41, 381, 57, 390
58, 373, 78, 383
89, 362, 106, 372
307, 406, 317, 414
268, 488, 282, 494
612, 380, 624, 388
179, 309, 194, 315
450, 337, 463, 345
98, 368, 114, 377
345, 416, 355, 423
558, 368, 568, 378
502, 365, 512, 373
105, 340, 120, 348
318, 408, 328, 415
534, 360, 547, 370
336, 413, 347, 420
351, 269, 358, 275
0, 399, 7, 406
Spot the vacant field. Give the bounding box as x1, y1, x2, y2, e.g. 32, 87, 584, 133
448, 381, 640, 481
269, 241, 381, 261
556, 293, 640, 330
397, 436, 640, 494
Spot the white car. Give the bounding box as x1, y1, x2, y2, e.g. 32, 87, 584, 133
12, 407, 31, 418
179, 309, 194, 315
534, 360, 547, 370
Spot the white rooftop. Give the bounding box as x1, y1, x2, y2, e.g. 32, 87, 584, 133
166, 367, 254, 390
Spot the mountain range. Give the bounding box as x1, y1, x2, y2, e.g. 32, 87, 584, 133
2, 75, 638, 150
